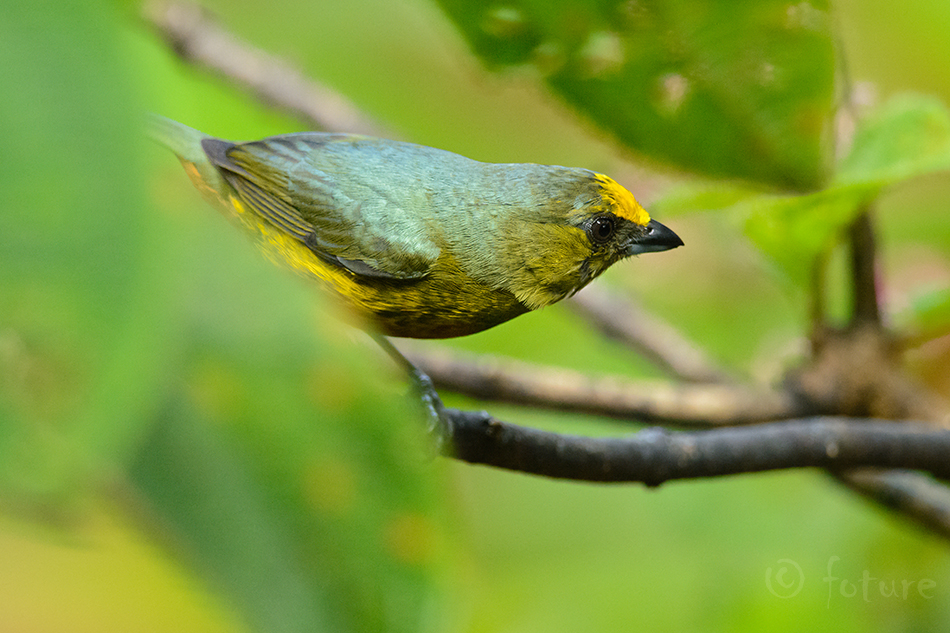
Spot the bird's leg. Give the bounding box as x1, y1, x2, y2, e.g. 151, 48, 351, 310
371, 334, 452, 451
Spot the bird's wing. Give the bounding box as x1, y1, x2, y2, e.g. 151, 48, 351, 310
202, 134, 439, 280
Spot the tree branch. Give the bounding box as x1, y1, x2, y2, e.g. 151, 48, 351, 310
143, 1, 390, 137
444, 411, 950, 484
146, 0, 950, 539
402, 346, 808, 426
569, 286, 732, 384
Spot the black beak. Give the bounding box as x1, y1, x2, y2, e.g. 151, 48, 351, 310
625, 219, 684, 255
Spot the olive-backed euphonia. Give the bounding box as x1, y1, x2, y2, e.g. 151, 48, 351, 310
151, 116, 682, 338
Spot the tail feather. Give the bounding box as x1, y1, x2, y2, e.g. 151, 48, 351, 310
149, 114, 231, 204
147, 114, 210, 163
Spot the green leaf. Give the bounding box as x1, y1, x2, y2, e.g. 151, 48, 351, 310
0, 2, 176, 507
129, 276, 450, 633
739, 94, 950, 285
836, 93, 950, 187
739, 184, 875, 285
649, 180, 765, 217
1, 4, 453, 631
436, 0, 837, 190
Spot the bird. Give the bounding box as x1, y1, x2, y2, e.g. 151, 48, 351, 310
150, 115, 682, 339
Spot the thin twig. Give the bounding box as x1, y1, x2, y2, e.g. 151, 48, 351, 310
143, 1, 391, 137
835, 471, 950, 539
849, 210, 881, 326
403, 346, 810, 426
809, 250, 829, 349
444, 411, 950, 483
569, 285, 732, 384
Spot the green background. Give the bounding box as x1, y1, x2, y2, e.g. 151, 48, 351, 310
1, 0, 949, 631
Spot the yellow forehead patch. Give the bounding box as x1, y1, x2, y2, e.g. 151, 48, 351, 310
594, 174, 650, 226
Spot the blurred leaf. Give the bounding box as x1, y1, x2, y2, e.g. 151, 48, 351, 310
739, 184, 874, 285
650, 180, 764, 216
0, 2, 176, 507
1, 3, 453, 631
904, 286, 950, 342
129, 286, 450, 633
436, 0, 836, 190
739, 94, 950, 285
836, 93, 950, 186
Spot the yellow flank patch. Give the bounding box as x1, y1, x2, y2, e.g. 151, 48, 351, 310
227, 196, 367, 302
594, 174, 650, 226
230, 195, 245, 217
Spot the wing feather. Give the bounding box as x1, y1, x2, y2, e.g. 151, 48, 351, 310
203, 134, 439, 280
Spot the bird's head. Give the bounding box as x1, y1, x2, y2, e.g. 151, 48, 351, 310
508, 172, 683, 310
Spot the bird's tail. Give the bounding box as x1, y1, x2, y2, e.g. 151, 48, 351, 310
147, 114, 210, 162
148, 114, 230, 205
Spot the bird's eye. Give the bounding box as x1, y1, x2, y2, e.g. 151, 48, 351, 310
587, 215, 615, 244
